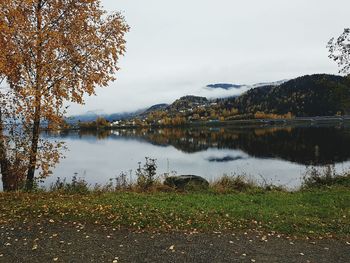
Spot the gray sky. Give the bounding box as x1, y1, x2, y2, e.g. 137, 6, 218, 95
69, 0, 350, 114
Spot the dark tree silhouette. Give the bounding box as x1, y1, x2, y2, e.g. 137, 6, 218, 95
328, 28, 350, 75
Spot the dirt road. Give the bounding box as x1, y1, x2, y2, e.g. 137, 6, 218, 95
1, 222, 349, 263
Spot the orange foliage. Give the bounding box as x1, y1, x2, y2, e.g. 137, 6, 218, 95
254, 111, 294, 120
0, 0, 129, 190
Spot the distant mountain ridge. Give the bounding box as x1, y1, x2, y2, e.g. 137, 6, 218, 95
143, 104, 169, 113
141, 74, 350, 121
202, 80, 289, 99
232, 74, 350, 116
206, 83, 244, 90
205, 80, 289, 91
139, 104, 169, 118
251, 79, 289, 88
69, 74, 349, 124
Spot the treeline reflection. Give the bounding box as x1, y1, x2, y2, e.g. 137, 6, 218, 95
59, 125, 350, 165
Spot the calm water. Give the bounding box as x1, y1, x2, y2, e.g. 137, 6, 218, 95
21, 124, 348, 190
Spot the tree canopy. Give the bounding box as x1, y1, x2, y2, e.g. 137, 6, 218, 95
328, 28, 350, 75
0, 0, 129, 190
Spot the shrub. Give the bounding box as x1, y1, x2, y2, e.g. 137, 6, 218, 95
136, 157, 158, 190
211, 174, 257, 192
50, 174, 90, 194
302, 165, 350, 189
114, 172, 129, 190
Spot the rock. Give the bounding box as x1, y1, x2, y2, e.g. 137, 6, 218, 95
164, 175, 209, 190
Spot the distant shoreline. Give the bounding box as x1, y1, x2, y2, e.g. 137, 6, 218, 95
63, 115, 350, 131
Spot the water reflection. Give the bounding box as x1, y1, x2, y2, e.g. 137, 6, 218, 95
14, 124, 348, 190
56, 125, 350, 166
207, 156, 246, 162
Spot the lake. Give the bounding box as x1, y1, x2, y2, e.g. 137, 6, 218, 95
4, 124, 350, 190
25, 125, 350, 192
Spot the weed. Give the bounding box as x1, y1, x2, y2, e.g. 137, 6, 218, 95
50, 174, 90, 194
136, 157, 158, 190
211, 174, 257, 192
302, 165, 350, 189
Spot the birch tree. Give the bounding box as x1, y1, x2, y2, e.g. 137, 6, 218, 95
0, 0, 129, 190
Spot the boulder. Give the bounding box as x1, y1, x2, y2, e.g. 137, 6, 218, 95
164, 175, 209, 190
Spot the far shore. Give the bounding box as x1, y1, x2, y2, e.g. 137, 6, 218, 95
60, 115, 350, 132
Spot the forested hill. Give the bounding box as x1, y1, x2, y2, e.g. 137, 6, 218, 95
130, 74, 350, 126
226, 74, 350, 117
75, 74, 350, 128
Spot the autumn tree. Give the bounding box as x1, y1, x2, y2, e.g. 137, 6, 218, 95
328, 28, 350, 75
96, 117, 110, 129
0, 0, 129, 190
0, 90, 35, 190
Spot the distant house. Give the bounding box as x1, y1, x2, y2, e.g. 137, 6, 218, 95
112, 121, 120, 126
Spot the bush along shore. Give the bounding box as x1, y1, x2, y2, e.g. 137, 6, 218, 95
0, 163, 349, 238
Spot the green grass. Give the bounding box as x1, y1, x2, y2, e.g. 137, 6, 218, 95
0, 187, 349, 237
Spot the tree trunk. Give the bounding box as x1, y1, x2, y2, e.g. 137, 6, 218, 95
25, 100, 41, 190
26, 0, 43, 190
0, 107, 10, 191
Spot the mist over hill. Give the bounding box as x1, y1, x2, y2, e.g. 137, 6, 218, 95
69, 74, 350, 124
141, 74, 350, 119
231, 74, 350, 116
206, 83, 244, 90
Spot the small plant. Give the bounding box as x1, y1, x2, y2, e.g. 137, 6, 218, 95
114, 172, 129, 190
93, 179, 114, 193
211, 174, 257, 192
136, 157, 157, 190
258, 174, 286, 192
50, 173, 90, 194
302, 165, 350, 189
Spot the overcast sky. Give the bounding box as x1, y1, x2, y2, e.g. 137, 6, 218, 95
69, 0, 350, 115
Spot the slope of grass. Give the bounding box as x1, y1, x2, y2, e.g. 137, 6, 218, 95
0, 187, 349, 237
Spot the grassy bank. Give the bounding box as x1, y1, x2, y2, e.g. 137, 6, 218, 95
0, 186, 349, 238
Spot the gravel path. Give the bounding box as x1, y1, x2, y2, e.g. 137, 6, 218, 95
0, 222, 349, 263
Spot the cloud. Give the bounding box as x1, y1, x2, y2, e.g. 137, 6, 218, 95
68, 0, 349, 115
